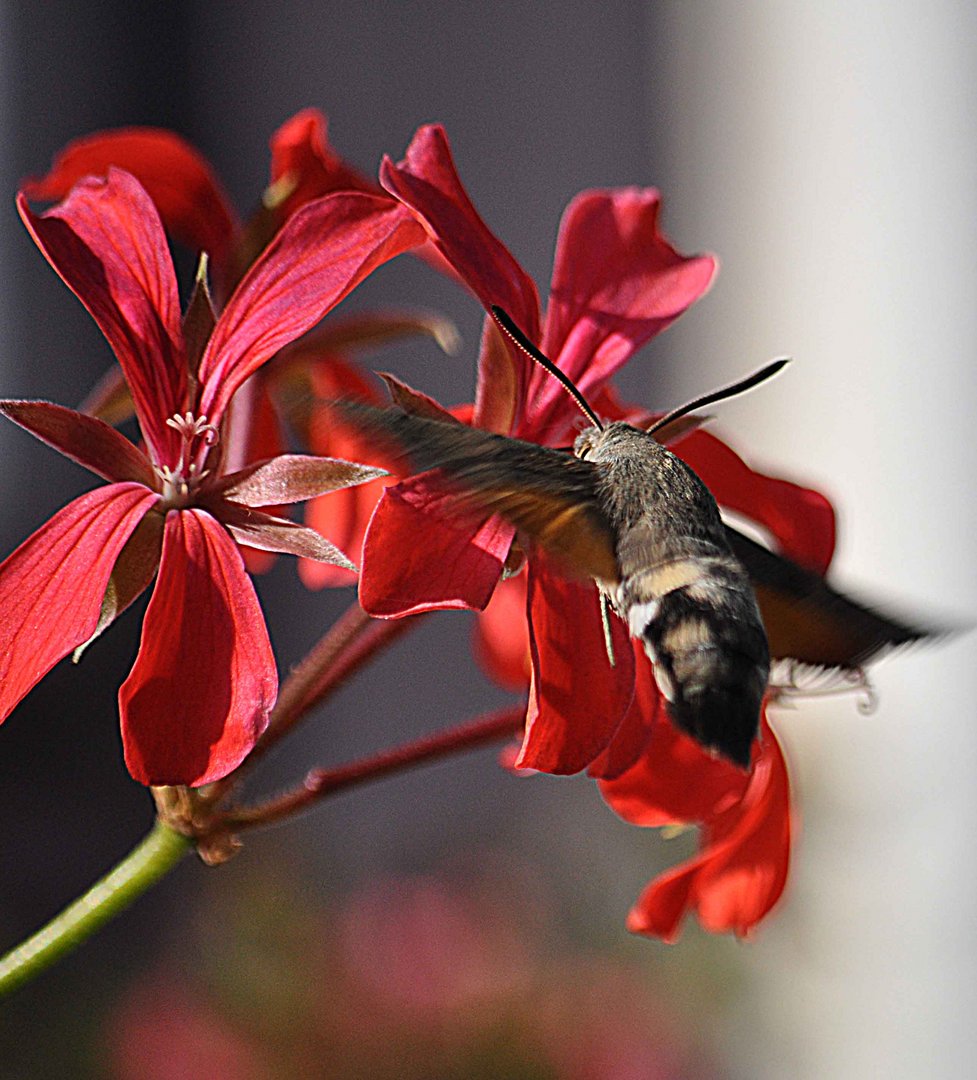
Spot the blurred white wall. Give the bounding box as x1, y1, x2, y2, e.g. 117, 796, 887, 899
649, 4, 977, 1077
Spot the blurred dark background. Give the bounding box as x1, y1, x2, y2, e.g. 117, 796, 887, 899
1, 3, 975, 1077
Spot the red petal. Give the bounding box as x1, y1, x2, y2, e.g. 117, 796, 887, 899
299, 474, 386, 590
236, 385, 286, 577
197, 193, 425, 428
675, 429, 836, 573
0, 400, 156, 486
22, 128, 239, 269
0, 483, 158, 724
269, 108, 377, 220
530, 189, 716, 437
472, 574, 532, 691
359, 479, 514, 616
119, 509, 276, 786
380, 125, 540, 429
77, 509, 165, 657
623, 718, 792, 941
474, 314, 522, 435
381, 126, 541, 338
19, 170, 186, 464
586, 642, 662, 780
516, 554, 635, 774
243, 379, 288, 462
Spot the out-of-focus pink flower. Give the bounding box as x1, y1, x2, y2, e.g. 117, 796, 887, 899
108, 975, 272, 1080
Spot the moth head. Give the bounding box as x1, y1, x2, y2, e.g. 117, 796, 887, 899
574, 421, 649, 462
572, 426, 603, 460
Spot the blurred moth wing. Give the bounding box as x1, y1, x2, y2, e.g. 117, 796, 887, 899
333, 402, 619, 581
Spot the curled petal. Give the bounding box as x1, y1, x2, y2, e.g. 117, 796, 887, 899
198, 194, 426, 427
530, 189, 716, 436
0, 483, 159, 724
119, 509, 276, 786
19, 170, 186, 463
359, 479, 514, 616
381, 125, 541, 339
474, 315, 522, 435
380, 125, 540, 429
622, 719, 792, 941
599, 704, 791, 942
516, 553, 634, 774
675, 429, 836, 573
269, 108, 377, 219
22, 127, 239, 268
76, 508, 165, 658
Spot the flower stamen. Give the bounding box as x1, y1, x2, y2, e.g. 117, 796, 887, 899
165, 411, 218, 445
164, 411, 219, 475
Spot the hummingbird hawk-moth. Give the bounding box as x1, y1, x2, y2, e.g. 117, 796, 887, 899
337, 307, 930, 767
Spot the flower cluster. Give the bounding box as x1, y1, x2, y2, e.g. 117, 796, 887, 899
1, 109, 841, 941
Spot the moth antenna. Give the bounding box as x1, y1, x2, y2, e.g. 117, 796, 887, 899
645, 358, 790, 437
490, 305, 603, 430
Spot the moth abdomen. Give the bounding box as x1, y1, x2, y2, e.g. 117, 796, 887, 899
620, 562, 770, 768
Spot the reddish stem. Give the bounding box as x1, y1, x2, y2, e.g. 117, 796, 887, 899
222, 706, 525, 831
284, 605, 423, 721
202, 602, 423, 806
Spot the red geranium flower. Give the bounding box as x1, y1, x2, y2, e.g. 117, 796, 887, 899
0, 168, 423, 786
24, 110, 451, 584
356, 124, 717, 773
348, 126, 840, 940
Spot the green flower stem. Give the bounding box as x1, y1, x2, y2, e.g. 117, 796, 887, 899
0, 820, 191, 998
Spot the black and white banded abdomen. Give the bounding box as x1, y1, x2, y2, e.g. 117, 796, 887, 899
614, 556, 770, 768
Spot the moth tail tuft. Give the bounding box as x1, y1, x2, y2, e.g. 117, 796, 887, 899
666, 667, 767, 769
633, 575, 769, 769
